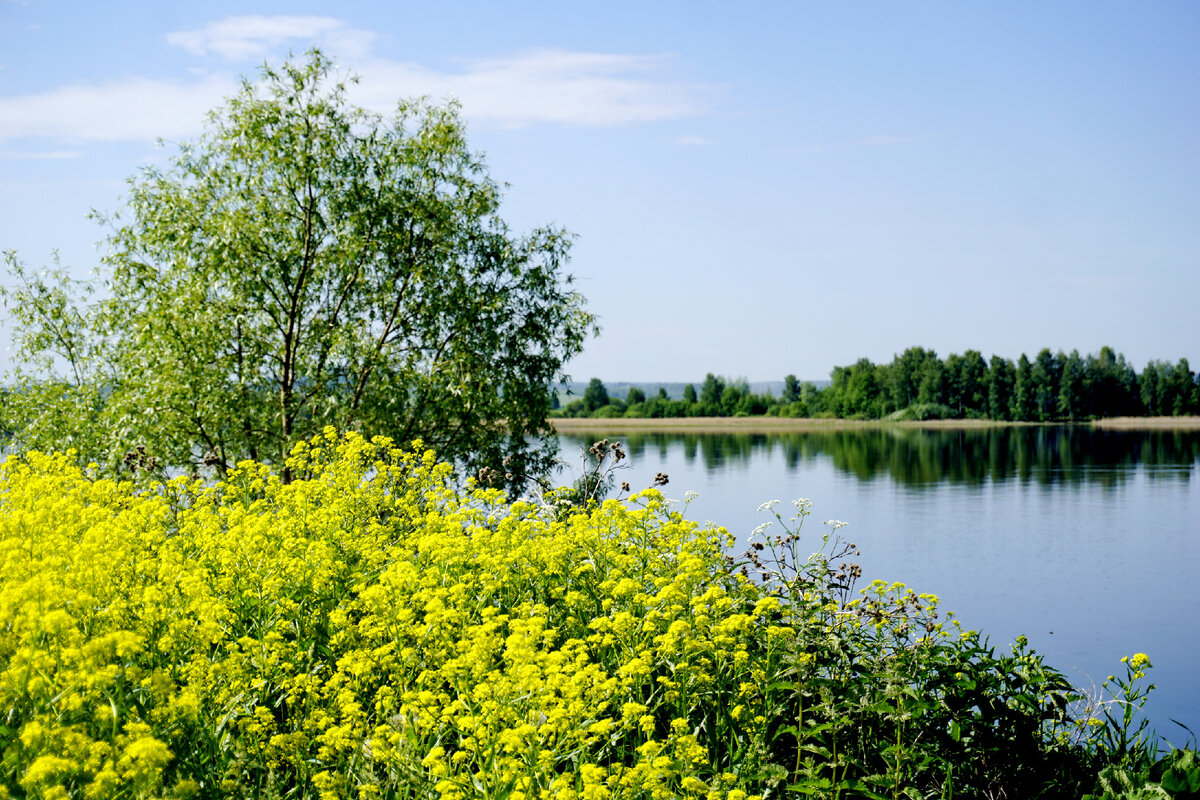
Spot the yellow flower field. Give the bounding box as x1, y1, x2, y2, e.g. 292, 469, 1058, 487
0, 430, 802, 799
0, 429, 1170, 799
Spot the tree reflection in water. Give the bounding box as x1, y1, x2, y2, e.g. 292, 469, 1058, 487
562, 427, 1200, 489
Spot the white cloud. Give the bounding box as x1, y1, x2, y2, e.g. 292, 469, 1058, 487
165, 16, 376, 62
0, 17, 709, 145
0, 149, 82, 160
352, 49, 707, 127
0, 74, 233, 144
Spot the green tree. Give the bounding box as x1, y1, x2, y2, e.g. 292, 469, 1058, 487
1113, 350, 1142, 415
1086, 346, 1140, 418
986, 356, 1015, 421
1144, 362, 1166, 417
1058, 349, 1085, 421
829, 358, 885, 418
699, 373, 726, 412
583, 378, 611, 412
957, 350, 989, 417
1166, 358, 1198, 415
721, 378, 750, 415
783, 374, 801, 403
1011, 353, 1035, 420
1031, 349, 1062, 421
625, 386, 646, 407
1, 52, 594, 485
799, 381, 822, 415
916, 357, 947, 407
682, 383, 698, 404
887, 346, 936, 411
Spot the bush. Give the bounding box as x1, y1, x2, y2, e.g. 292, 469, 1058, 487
0, 431, 1185, 799
561, 398, 588, 418
886, 402, 957, 421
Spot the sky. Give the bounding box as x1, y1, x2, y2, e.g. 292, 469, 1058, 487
1, 1, 1197, 383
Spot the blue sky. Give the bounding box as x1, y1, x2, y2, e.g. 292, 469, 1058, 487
1, 1, 1197, 383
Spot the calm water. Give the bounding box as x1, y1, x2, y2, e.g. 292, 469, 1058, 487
558, 427, 1200, 743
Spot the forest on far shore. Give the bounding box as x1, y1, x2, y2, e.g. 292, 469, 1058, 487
555, 346, 1200, 421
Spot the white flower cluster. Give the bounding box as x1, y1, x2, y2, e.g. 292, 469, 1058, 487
748, 521, 774, 542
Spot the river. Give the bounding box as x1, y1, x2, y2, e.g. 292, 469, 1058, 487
556, 426, 1200, 744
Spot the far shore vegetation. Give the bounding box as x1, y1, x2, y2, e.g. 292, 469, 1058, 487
554, 346, 1200, 425
551, 415, 1200, 433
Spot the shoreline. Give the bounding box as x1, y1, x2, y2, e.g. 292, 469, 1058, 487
1089, 415, 1200, 430
549, 415, 1200, 433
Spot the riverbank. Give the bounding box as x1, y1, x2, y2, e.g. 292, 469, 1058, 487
1090, 415, 1200, 429
550, 416, 1200, 433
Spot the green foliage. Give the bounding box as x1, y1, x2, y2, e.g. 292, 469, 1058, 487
1085, 749, 1200, 799
887, 347, 937, 411
699, 373, 726, 410
884, 403, 955, 421
555, 346, 1195, 424
742, 500, 1186, 799
784, 374, 801, 403
1, 51, 594, 486
827, 358, 887, 419
1010, 352, 1034, 419
583, 378, 611, 411
953, 349, 988, 416
987, 354, 1016, 420
1060, 349, 1087, 421
1032, 349, 1063, 421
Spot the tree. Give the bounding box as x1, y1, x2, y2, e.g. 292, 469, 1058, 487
1011, 353, 1035, 420
783, 374, 801, 403
1031, 349, 1062, 421
985, 355, 1015, 421
720, 378, 750, 416
582, 378, 610, 412
625, 386, 646, 407
957, 350, 989, 417
1086, 346, 1140, 418
916, 358, 947, 407
1, 52, 594, 485
1057, 349, 1085, 421
1140, 361, 1169, 416
1166, 358, 1198, 415
828, 358, 884, 418
887, 346, 935, 411
699, 373, 726, 410
943, 353, 966, 416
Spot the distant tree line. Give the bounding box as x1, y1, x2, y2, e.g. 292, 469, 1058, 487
556, 374, 782, 419
555, 346, 1200, 421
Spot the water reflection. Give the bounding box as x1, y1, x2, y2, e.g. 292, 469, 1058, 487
561, 427, 1200, 488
